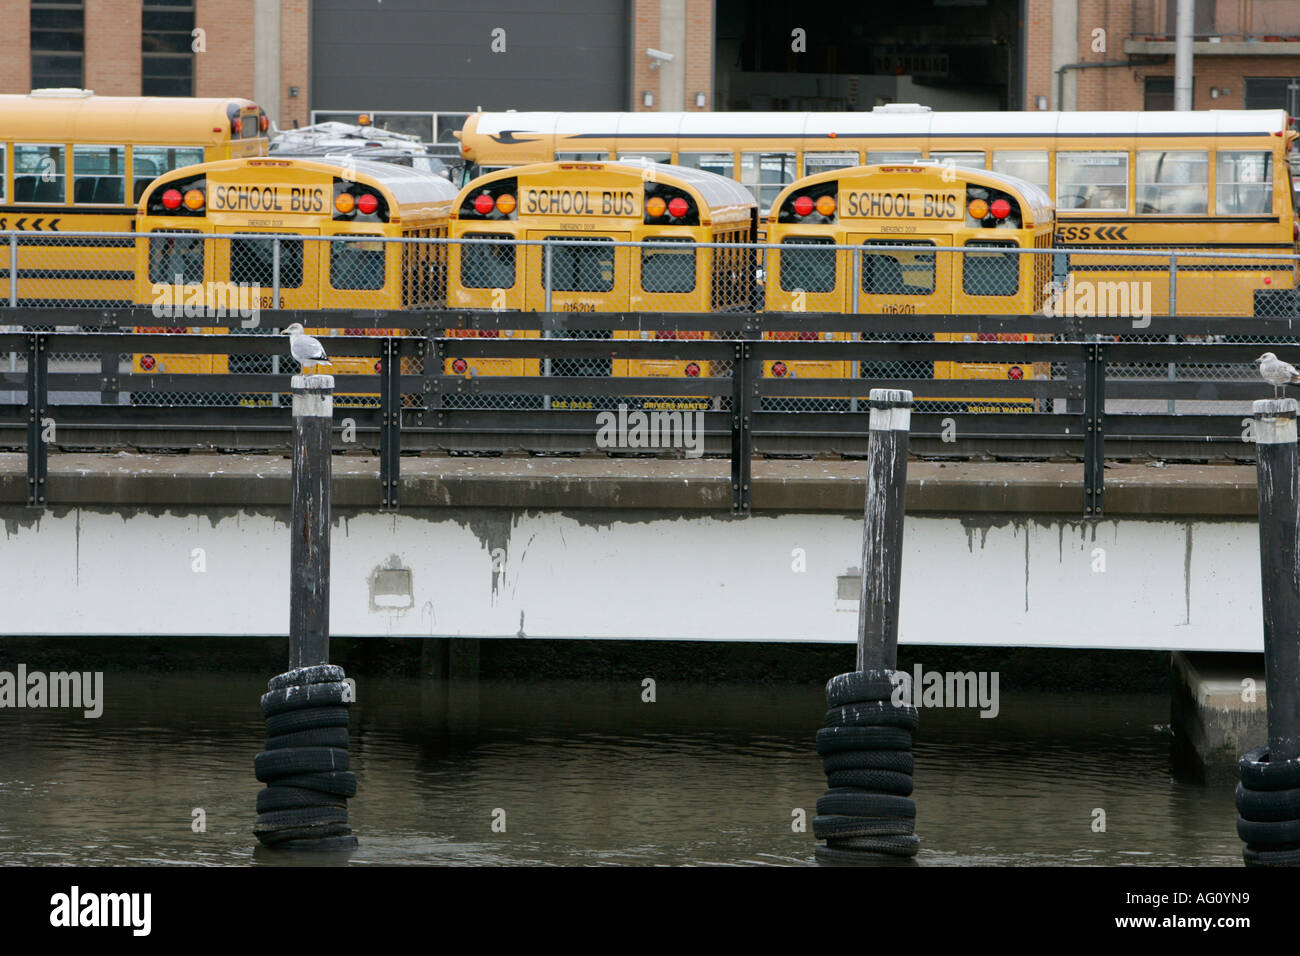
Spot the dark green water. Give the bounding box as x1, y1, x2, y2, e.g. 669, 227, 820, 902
0, 673, 1242, 866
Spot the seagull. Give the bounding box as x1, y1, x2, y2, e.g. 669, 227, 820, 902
284, 323, 333, 369
1256, 352, 1300, 398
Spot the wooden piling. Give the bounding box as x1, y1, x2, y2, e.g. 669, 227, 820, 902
1252, 398, 1300, 762
857, 389, 914, 673
290, 374, 333, 670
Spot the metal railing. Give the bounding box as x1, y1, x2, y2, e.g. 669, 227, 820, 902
2, 230, 1297, 317
2, 310, 1297, 516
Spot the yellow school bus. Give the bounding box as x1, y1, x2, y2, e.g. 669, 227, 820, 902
458, 108, 1298, 313
0, 89, 268, 306
132, 156, 457, 404
448, 161, 758, 409
765, 163, 1054, 412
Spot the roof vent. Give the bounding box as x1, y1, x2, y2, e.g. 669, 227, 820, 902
30, 88, 94, 98
871, 103, 932, 113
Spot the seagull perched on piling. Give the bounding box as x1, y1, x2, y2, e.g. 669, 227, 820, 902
284, 323, 333, 369
1256, 353, 1300, 398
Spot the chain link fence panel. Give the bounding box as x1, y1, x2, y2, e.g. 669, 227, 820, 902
3, 233, 1298, 417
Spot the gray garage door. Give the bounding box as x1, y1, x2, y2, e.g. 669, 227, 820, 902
312, 0, 630, 113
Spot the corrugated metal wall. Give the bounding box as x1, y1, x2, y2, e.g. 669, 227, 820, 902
311, 0, 630, 113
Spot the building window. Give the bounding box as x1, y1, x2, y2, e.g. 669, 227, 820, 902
31, 1, 85, 89
1144, 77, 1174, 110
142, 0, 196, 96
1245, 77, 1300, 115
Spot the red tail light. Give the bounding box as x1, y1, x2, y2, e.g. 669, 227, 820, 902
374, 360, 383, 373
1008, 365, 1024, 380
792, 195, 814, 217
684, 362, 700, 377
990, 198, 1011, 220
452, 358, 468, 373
667, 197, 689, 218
772, 361, 788, 377
140, 355, 156, 370
161, 189, 183, 210
357, 193, 379, 215
473, 193, 495, 215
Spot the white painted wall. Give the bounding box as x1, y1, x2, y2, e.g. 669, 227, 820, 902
0, 508, 1264, 650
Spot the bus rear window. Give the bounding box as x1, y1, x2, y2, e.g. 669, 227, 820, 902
331, 237, 386, 290
1216, 151, 1273, 215
547, 236, 614, 292
460, 233, 515, 288
231, 235, 304, 289
640, 237, 695, 294
863, 240, 936, 296
962, 240, 1019, 296
149, 230, 203, 284
133, 146, 206, 202
779, 236, 836, 294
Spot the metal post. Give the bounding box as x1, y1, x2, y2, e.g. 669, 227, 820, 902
271, 238, 283, 408
1083, 341, 1106, 516
25, 332, 48, 507
7, 234, 16, 308
271, 236, 282, 307
543, 240, 553, 314
856, 388, 913, 672
850, 247, 861, 414
1167, 255, 1177, 414
730, 340, 754, 514
289, 374, 333, 670
380, 337, 401, 510
1252, 398, 1300, 762
543, 242, 553, 410
7, 235, 16, 376
1173, 0, 1194, 112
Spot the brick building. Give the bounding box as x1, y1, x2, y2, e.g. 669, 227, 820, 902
1, 0, 310, 130
1025, 0, 1300, 113
3, 0, 1300, 130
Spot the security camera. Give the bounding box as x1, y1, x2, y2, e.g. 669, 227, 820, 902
646, 48, 674, 69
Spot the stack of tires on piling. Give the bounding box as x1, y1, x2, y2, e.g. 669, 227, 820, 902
254, 664, 358, 851
1236, 746, 1300, 866
813, 669, 919, 863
